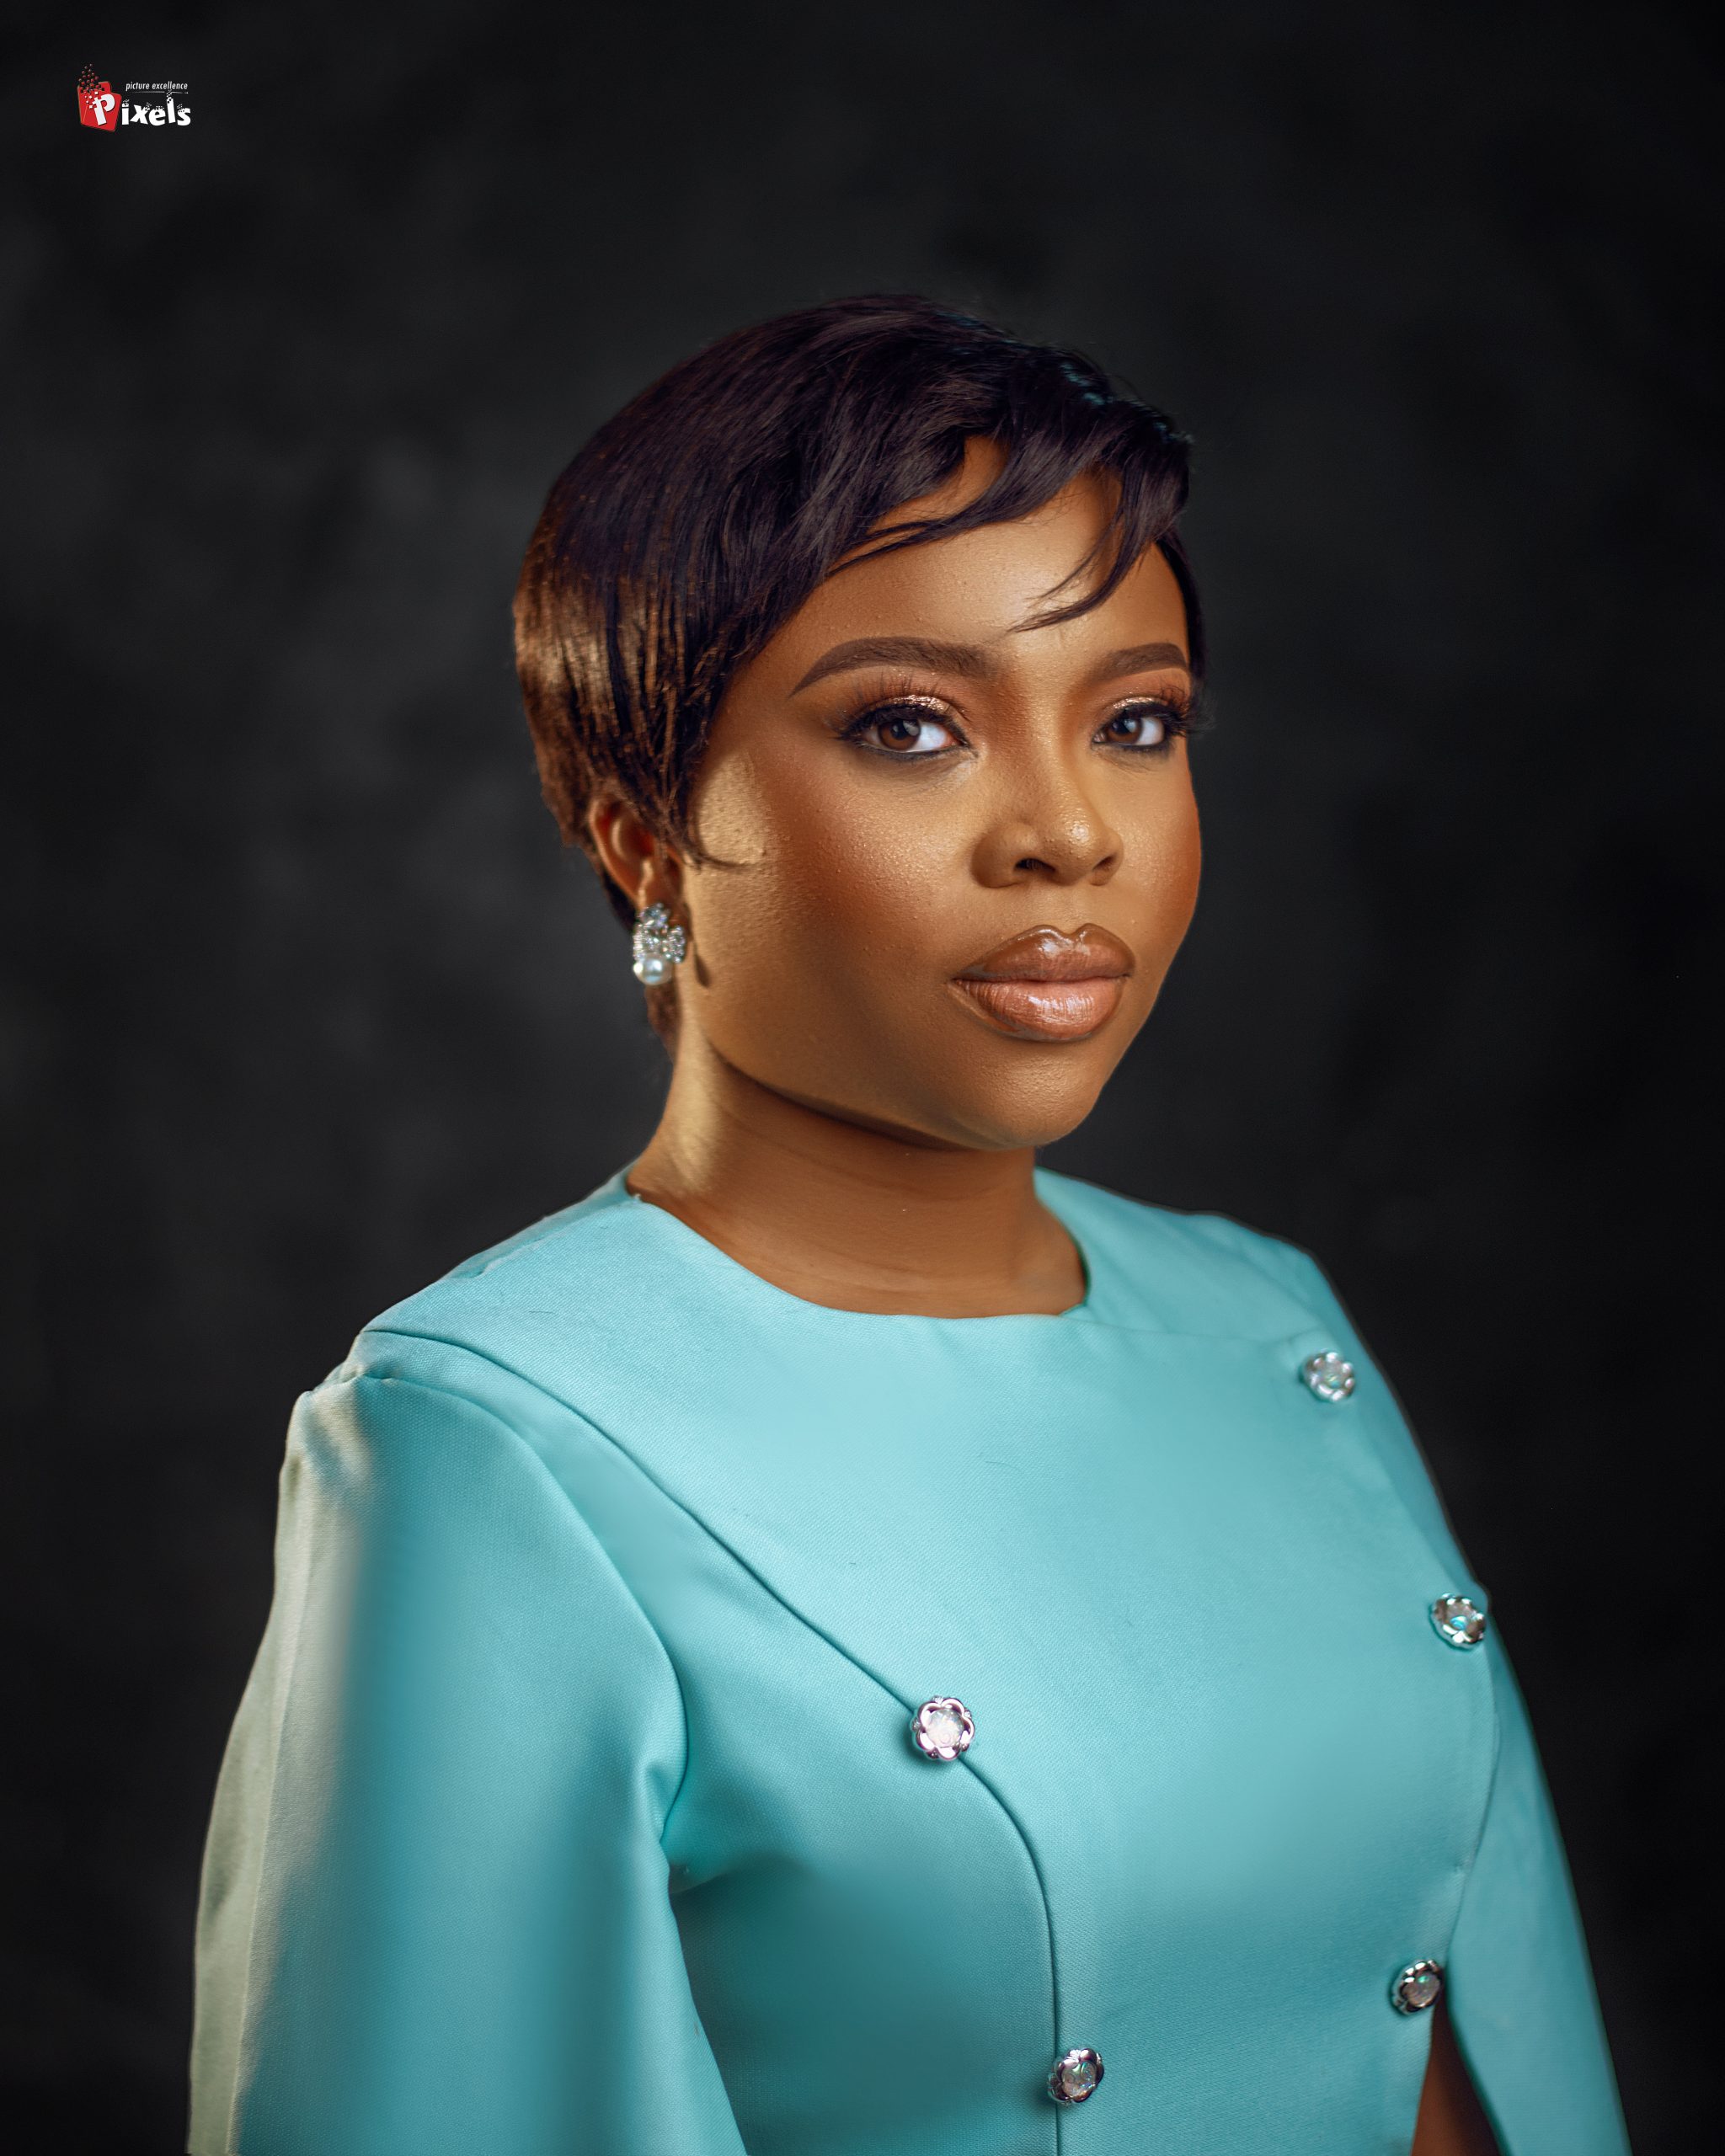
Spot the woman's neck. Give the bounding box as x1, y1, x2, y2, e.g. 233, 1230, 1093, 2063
626, 1029, 1086, 1317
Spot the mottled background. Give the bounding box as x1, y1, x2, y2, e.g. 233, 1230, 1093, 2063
4, 3, 1718, 2148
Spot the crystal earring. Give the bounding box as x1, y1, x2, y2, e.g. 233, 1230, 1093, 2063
631, 901, 687, 985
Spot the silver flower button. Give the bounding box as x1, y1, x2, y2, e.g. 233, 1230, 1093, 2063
1391, 1960, 1445, 2014
1430, 1594, 1488, 1649
1300, 1349, 1356, 1401
909, 1696, 975, 1762
1048, 2047, 1104, 2103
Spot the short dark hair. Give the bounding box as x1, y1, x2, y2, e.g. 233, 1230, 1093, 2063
513, 294, 1203, 930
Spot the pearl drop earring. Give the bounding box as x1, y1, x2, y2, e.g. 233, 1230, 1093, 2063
631, 901, 687, 985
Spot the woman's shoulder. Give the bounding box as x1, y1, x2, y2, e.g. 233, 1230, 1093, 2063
316, 1164, 662, 1408
1035, 1165, 1341, 1336
286, 1169, 696, 1582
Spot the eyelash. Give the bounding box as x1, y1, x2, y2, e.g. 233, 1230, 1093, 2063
836, 680, 1200, 760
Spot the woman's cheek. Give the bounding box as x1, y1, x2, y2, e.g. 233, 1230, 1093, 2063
767, 783, 959, 942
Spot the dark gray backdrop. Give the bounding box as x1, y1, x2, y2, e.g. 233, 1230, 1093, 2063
6, 3, 1718, 2148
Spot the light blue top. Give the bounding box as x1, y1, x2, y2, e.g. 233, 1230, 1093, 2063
189, 1166, 1630, 2154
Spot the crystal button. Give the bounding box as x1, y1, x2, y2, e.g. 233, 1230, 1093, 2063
1391, 1960, 1444, 2014
1300, 1349, 1356, 1401
1430, 1594, 1488, 1649
1048, 2046, 1104, 2103
909, 1696, 975, 1761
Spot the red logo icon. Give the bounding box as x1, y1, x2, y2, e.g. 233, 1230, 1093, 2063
77, 66, 118, 131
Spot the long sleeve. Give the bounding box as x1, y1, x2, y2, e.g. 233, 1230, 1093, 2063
1445, 1634, 1632, 2154
1277, 1238, 1631, 2156
188, 1365, 748, 2156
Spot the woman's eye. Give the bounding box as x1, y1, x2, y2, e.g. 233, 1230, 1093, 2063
850, 703, 960, 756
1096, 703, 1177, 750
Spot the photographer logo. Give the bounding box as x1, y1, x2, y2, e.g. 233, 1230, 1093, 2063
77, 67, 192, 130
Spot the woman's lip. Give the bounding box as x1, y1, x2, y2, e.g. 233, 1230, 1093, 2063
957, 923, 1135, 982
949, 974, 1127, 1042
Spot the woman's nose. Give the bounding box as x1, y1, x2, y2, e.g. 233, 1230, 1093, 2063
971, 761, 1123, 888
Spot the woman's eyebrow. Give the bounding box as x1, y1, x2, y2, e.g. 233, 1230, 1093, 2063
792, 636, 997, 692
1090, 641, 1190, 680
791, 632, 1191, 696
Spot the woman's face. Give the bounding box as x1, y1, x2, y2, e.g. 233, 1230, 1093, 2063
659, 444, 1200, 1151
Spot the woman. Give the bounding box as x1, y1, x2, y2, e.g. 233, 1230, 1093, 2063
188, 297, 1629, 2155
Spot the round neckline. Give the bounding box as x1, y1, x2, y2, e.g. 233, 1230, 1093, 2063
614, 1164, 1097, 1326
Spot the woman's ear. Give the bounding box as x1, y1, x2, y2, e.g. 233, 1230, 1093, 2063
586, 795, 683, 914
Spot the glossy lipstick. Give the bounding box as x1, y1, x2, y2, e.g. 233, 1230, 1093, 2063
950, 925, 1135, 1043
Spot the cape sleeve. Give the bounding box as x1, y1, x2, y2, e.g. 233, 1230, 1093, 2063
1279, 1239, 1632, 2156
188, 1361, 748, 2156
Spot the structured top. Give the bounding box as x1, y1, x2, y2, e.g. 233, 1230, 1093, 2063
189, 1166, 1630, 2155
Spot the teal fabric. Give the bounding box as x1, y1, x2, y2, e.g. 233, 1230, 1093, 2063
189, 1166, 1630, 2155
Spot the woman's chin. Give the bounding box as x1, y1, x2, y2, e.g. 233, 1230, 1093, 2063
916, 1063, 1119, 1154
